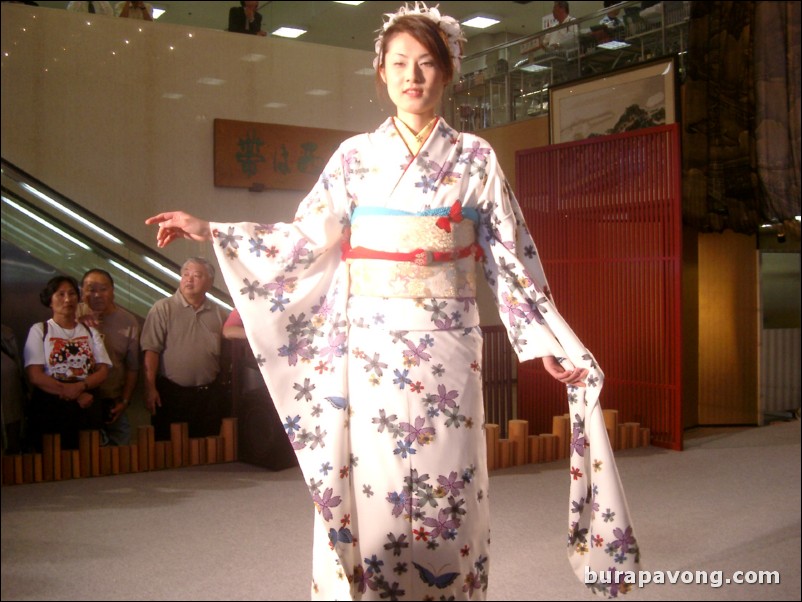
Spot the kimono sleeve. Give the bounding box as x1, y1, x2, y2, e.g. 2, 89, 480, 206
474, 146, 568, 362
209, 141, 353, 399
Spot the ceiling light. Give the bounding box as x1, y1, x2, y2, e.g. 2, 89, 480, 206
197, 77, 225, 86
334, 1, 364, 5
151, 7, 165, 19
264, 102, 287, 108
272, 26, 307, 39
520, 64, 550, 73
306, 89, 331, 96
598, 40, 631, 50
462, 16, 500, 29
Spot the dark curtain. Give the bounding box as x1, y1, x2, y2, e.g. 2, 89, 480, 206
683, 1, 801, 235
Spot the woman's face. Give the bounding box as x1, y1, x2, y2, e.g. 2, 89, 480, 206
380, 32, 445, 127
50, 281, 79, 317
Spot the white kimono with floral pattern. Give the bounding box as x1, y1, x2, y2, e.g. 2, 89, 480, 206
211, 117, 639, 600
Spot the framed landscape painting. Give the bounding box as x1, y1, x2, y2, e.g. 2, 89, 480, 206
549, 57, 677, 144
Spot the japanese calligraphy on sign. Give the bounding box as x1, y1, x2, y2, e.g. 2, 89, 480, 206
213, 119, 355, 191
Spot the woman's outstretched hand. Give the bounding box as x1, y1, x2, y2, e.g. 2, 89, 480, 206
542, 355, 588, 387
144, 211, 212, 248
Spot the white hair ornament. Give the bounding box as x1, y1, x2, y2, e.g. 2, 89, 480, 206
373, 2, 467, 73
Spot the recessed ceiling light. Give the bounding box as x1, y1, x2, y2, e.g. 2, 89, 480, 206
597, 40, 631, 50
162, 92, 184, 99
519, 63, 550, 73
197, 77, 225, 86
306, 89, 332, 96
264, 102, 287, 108
462, 16, 500, 29
334, 1, 364, 5
241, 53, 267, 62
272, 26, 307, 39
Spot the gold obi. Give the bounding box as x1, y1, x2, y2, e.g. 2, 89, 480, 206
346, 214, 479, 299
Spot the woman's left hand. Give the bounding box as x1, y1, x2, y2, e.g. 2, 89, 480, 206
542, 355, 588, 387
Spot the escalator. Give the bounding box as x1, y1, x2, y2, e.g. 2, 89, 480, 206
1, 157, 233, 345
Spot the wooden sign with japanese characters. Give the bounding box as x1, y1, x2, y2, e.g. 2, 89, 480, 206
213, 119, 354, 191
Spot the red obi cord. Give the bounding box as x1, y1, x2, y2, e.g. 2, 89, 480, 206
342, 242, 484, 266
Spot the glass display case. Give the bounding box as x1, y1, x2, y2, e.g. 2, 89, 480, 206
446, 1, 690, 132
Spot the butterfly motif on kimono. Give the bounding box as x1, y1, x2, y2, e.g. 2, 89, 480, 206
412, 562, 460, 589
328, 526, 354, 547
325, 396, 348, 410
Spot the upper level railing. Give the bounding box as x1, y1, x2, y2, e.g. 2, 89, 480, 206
444, 0, 690, 132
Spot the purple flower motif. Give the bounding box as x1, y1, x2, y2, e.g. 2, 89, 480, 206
312, 487, 342, 521
372, 409, 397, 433
394, 439, 416, 459
403, 340, 432, 365
437, 471, 465, 497
283, 414, 301, 433
278, 336, 313, 366
353, 565, 374, 594
611, 526, 636, 554
434, 316, 454, 330
386, 490, 411, 518
249, 237, 267, 257
570, 431, 587, 457
520, 297, 546, 325
270, 296, 289, 313
384, 532, 410, 557
293, 377, 316, 401
364, 353, 388, 377
423, 508, 461, 539
310, 425, 327, 449
216, 227, 242, 249
289, 238, 311, 264
436, 384, 459, 411
393, 369, 412, 390
459, 140, 491, 165
287, 430, 305, 451
312, 295, 334, 317
569, 520, 588, 545
500, 292, 526, 325
320, 330, 347, 362
414, 174, 438, 194
399, 416, 435, 445
264, 275, 297, 297
240, 278, 262, 300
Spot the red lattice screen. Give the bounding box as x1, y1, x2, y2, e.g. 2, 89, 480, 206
515, 124, 683, 450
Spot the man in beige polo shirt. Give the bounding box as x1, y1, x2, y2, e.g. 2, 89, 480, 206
140, 257, 229, 440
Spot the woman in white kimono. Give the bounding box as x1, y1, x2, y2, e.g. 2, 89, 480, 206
147, 4, 639, 600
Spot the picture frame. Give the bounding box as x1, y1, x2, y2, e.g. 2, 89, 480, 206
549, 56, 677, 144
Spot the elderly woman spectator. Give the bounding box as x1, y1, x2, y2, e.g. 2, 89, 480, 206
23, 275, 111, 451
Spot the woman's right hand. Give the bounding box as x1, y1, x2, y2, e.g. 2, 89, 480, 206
144, 211, 212, 248
60, 381, 86, 401
75, 392, 94, 409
